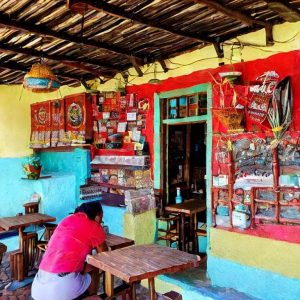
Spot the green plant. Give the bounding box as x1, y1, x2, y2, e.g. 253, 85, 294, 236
26, 155, 42, 169
23, 155, 42, 179
268, 76, 292, 147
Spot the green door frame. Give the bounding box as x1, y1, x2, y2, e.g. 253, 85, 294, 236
153, 83, 212, 228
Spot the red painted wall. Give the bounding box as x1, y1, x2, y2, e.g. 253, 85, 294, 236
127, 50, 300, 171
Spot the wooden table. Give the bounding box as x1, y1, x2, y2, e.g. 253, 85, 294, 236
165, 199, 206, 252
94, 233, 135, 297
0, 213, 56, 280
0, 213, 56, 250
87, 244, 200, 300
105, 233, 134, 251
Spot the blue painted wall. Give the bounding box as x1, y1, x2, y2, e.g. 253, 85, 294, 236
39, 148, 91, 203
0, 157, 77, 219
102, 205, 126, 237
0, 157, 78, 251
0, 148, 90, 218
0, 149, 128, 251
208, 256, 300, 300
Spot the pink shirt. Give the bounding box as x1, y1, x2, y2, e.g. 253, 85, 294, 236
39, 212, 106, 273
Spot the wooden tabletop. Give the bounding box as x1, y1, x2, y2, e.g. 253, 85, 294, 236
0, 213, 56, 231
105, 233, 134, 250
87, 244, 200, 283
165, 199, 206, 215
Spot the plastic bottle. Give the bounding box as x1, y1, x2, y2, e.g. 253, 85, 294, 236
175, 187, 182, 204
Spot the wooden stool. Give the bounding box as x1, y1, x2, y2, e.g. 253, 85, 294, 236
23, 202, 39, 214
194, 221, 207, 254
22, 232, 38, 273
163, 291, 183, 300
157, 214, 180, 248
10, 232, 38, 280
41, 223, 57, 241
36, 223, 57, 266
10, 250, 24, 281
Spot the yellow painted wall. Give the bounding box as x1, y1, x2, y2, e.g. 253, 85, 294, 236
210, 228, 300, 279
0, 85, 85, 157
98, 21, 300, 90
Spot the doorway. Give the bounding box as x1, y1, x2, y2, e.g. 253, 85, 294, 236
167, 122, 206, 204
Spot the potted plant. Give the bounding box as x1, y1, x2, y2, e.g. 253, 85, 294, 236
23, 155, 42, 180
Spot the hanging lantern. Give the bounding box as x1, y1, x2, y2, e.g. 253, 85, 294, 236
23, 63, 60, 93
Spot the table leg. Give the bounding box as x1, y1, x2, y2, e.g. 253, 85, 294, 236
180, 213, 186, 252
191, 213, 196, 254
148, 277, 156, 300
131, 282, 137, 300
105, 271, 114, 297
87, 267, 100, 295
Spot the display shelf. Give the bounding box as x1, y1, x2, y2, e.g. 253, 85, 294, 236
94, 149, 135, 156
33, 145, 91, 152
211, 187, 232, 227
251, 186, 300, 227
91, 164, 149, 170
90, 154, 154, 214
98, 182, 138, 190
21, 175, 52, 180
253, 198, 277, 204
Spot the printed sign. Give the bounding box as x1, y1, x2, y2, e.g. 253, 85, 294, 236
248, 71, 279, 123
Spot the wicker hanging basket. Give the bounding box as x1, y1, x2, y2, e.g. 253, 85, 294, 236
23, 63, 60, 93
214, 107, 244, 133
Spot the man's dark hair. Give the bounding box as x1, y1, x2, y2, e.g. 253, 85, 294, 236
74, 201, 103, 220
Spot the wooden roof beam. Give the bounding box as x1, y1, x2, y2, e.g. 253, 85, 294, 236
130, 57, 143, 77
0, 12, 143, 62
0, 41, 117, 78
0, 60, 88, 84
67, 0, 214, 44
268, 1, 300, 22
158, 60, 168, 73
194, 0, 273, 45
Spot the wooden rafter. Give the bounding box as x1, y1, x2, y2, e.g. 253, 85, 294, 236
0, 41, 118, 78
213, 43, 224, 59
158, 60, 168, 73
193, 0, 273, 44
268, 1, 300, 22
130, 57, 143, 77
67, 0, 214, 44
194, 0, 266, 27
0, 12, 143, 62
0, 60, 88, 84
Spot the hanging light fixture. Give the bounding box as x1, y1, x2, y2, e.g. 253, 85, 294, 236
23, 62, 61, 93
148, 62, 161, 84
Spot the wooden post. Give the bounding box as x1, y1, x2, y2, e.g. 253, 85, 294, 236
250, 187, 256, 229
227, 147, 234, 227
272, 147, 280, 223
211, 188, 217, 227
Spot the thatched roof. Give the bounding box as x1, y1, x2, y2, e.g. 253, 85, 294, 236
0, 0, 299, 87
